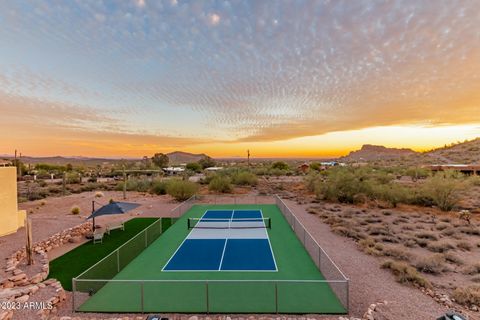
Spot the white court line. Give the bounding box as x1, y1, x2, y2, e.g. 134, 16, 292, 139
164, 208, 277, 272
260, 208, 279, 272
161, 208, 210, 271
217, 211, 233, 270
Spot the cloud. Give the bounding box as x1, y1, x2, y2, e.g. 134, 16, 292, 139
0, 0, 479, 154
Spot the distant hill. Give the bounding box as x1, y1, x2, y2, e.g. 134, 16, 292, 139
339, 138, 480, 165
1, 155, 123, 166
422, 138, 480, 164
166, 151, 208, 164
340, 144, 417, 162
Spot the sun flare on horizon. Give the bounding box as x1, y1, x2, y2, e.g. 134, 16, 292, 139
0, 1, 479, 158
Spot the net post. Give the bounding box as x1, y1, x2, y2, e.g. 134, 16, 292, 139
72, 278, 76, 313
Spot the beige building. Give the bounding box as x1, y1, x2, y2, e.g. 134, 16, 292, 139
0, 167, 26, 236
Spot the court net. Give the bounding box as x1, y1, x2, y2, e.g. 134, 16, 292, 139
187, 217, 271, 229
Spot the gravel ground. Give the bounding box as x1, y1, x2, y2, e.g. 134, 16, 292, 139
284, 199, 451, 319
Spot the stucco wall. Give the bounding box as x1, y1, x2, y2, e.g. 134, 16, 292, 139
0, 167, 25, 237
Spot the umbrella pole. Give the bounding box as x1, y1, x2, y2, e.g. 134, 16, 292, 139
92, 200, 95, 232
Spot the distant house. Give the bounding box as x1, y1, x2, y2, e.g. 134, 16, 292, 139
0, 160, 11, 167
162, 167, 185, 175
425, 164, 480, 176
204, 167, 224, 172
320, 161, 338, 167
297, 163, 309, 174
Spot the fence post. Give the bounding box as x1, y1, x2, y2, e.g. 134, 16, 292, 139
318, 246, 321, 269
72, 278, 76, 312
206, 282, 209, 313
275, 282, 278, 314
141, 281, 144, 313
117, 250, 120, 273
346, 279, 350, 312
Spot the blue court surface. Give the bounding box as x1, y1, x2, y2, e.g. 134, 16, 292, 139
163, 210, 277, 271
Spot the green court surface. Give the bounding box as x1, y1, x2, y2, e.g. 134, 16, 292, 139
76, 204, 346, 314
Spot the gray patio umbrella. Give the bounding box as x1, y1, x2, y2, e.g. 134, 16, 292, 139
87, 201, 141, 232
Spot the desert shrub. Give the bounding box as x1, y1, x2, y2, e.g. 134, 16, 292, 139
71, 206, 80, 215
427, 240, 455, 253
304, 172, 321, 192
441, 227, 455, 237
65, 172, 81, 184
421, 171, 466, 211
95, 191, 104, 198
37, 180, 48, 188
439, 216, 452, 223
80, 182, 100, 192
117, 178, 151, 193
405, 167, 430, 180
459, 226, 480, 236
382, 246, 412, 261
364, 215, 383, 223
166, 180, 198, 201
47, 185, 62, 194
468, 175, 480, 186
381, 260, 432, 288
451, 286, 480, 306
372, 183, 410, 207
415, 231, 438, 241
415, 254, 446, 274
472, 275, 480, 283
208, 176, 233, 193
315, 167, 373, 204
231, 171, 258, 186
415, 238, 429, 248
40, 200, 47, 206
458, 210, 472, 225
457, 241, 472, 251
367, 225, 390, 236
271, 161, 289, 170
464, 263, 480, 275
435, 222, 450, 231
443, 252, 464, 266
404, 238, 417, 248
332, 226, 359, 239
185, 162, 202, 173
150, 180, 169, 195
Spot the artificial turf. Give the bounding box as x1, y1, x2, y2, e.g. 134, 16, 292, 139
76, 205, 347, 314
49, 217, 160, 290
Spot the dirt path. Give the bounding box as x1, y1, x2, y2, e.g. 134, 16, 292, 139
284, 199, 449, 319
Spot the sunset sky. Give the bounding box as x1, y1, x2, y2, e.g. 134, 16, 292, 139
1, 0, 479, 158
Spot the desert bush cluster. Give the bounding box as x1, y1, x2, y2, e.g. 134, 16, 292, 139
307, 167, 471, 211
114, 178, 198, 201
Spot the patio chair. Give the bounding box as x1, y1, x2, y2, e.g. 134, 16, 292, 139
93, 231, 104, 244
106, 221, 125, 235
